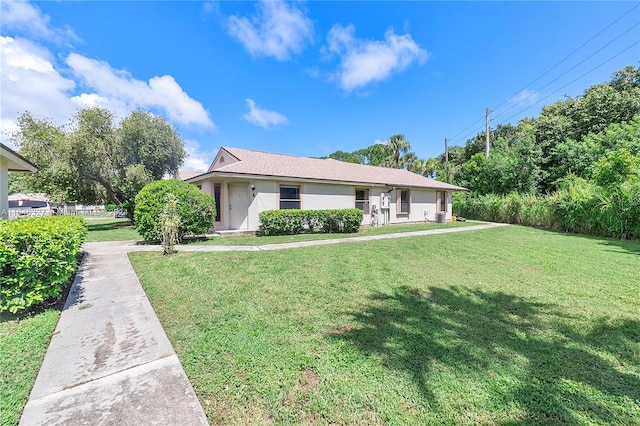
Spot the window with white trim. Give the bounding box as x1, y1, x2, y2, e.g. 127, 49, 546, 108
355, 189, 370, 214
279, 185, 301, 209
398, 189, 410, 214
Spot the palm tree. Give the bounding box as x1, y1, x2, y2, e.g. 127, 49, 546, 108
386, 134, 411, 169
424, 158, 442, 179
411, 158, 427, 175
401, 152, 418, 171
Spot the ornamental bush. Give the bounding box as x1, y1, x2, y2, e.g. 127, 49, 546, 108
134, 179, 216, 242
0, 216, 87, 313
259, 208, 363, 236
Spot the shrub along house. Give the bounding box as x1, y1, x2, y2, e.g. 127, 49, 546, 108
184, 147, 466, 232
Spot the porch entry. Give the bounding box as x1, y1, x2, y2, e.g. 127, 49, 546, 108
229, 183, 249, 229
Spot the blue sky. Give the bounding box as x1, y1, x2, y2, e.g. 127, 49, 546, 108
1, 1, 638, 171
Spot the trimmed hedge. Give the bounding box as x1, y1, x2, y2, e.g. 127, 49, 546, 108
134, 179, 216, 242
1, 216, 87, 313
259, 209, 363, 236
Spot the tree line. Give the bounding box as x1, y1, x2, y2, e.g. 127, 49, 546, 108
324, 65, 640, 238
325, 65, 639, 193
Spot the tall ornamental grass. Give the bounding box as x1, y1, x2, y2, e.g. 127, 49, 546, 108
454, 179, 640, 239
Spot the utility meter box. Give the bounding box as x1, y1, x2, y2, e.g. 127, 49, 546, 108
380, 193, 390, 209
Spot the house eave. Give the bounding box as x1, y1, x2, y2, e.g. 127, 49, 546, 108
187, 170, 466, 191
0, 143, 38, 172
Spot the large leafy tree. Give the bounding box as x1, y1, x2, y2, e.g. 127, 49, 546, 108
11, 112, 78, 202
357, 143, 393, 166
327, 150, 365, 164
12, 107, 186, 219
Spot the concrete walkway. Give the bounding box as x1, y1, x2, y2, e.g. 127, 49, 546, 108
19, 245, 209, 425
19, 222, 507, 425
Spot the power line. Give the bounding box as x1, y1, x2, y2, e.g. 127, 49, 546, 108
425, 143, 445, 159
446, 3, 639, 148
447, 115, 485, 143
497, 41, 640, 126
492, 21, 640, 121
491, 3, 639, 115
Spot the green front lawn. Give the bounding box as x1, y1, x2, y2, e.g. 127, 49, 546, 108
85, 218, 141, 242
130, 225, 640, 425
0, 310, 60, 426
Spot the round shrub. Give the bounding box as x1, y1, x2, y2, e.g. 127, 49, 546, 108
134, 179, 216, 242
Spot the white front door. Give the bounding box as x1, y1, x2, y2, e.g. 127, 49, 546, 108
229, 183, 249, 229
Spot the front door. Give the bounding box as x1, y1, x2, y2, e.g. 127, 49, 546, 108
229, 183, 249, 229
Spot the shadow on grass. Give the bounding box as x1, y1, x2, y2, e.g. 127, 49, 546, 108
332, 286, 640, 424
597, 239, 640, 256
524, 225, 640, 257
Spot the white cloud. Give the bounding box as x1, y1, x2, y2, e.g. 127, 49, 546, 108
243, 99, 288, 129
0, 36, 77, 140
183, 139, 212, 172
226, 0, 313, 61
325, 24, 428, 91
66, 53, 215, 129
202, 1, 220, 16
0, 0, 78, 44
1, 1, 216, 147
509, 89, 540, 107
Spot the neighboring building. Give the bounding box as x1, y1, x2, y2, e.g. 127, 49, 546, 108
185, 147, 466, 231
1, 143, 38, 219
7, 193, 55, 218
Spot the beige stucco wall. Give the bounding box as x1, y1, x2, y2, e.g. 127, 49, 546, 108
301, 182, 353, 210
371, 188, 452, 225
247, 180, 277, 231
191, 176, 453, 231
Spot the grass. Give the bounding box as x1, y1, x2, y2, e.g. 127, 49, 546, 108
85, 218, 141, 242
130, 225, 640, 425
0, 310, 60, 426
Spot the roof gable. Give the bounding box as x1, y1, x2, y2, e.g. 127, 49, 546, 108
208, 147, 240, 172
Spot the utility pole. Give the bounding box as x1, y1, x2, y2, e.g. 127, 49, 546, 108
444, 137, 450, 183
485, 107, 491, 158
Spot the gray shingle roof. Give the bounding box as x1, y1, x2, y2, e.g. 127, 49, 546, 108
177, 170, 204, 181
191, 147, 466, 191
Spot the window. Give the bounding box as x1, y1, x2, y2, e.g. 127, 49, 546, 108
8, 200, 48, 209
279, 185, 300, 209
438, 191, 447, 212
214, 183, 221, 222
397, 189, 410, 214
355, 189, 369, 214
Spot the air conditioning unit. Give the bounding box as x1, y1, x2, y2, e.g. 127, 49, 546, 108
380, 193, 390, 209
